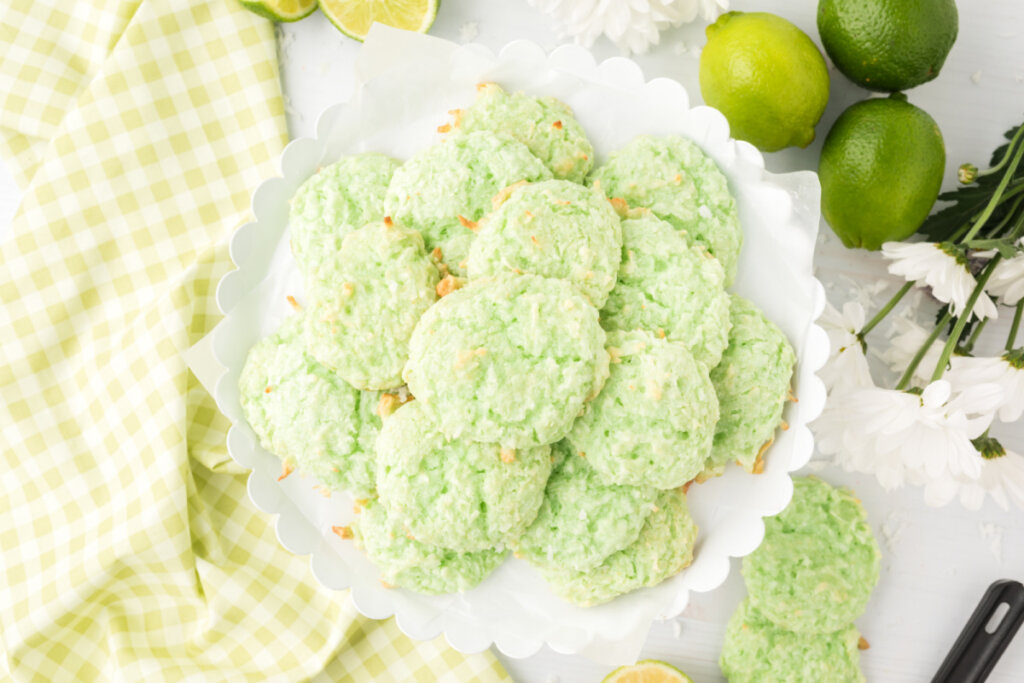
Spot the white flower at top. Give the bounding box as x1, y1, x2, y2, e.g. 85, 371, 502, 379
525, 0, 728, 54
814, 380, 1003, 490
881, 241, 998, 321
874, 316, 945, 387
924, 441, 1024, 512
817, 301, 874, 393
945, 350, 1024, 422
985, 240, 1024, 305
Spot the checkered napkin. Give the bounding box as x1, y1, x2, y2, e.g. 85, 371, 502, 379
0, 1, 509, 680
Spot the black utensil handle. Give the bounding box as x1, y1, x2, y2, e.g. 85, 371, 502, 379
931, 579, 1024, 683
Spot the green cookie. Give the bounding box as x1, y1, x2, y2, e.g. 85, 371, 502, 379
742, 477, 881, 634
568, 330, 718, 489
305, 220, 438, 390
458, 83, 594, 183
590, 134, 742, 284
238, 313, 380, 497
352, 498, 506, 594
404, 273, 609, 448
385, 130, 551, 275
376, 401, 552, 552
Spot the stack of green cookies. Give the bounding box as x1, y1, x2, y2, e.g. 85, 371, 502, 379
238, 83, 798, 605
720, 477, 882, 682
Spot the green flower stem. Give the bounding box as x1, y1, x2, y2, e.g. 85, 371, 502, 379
985, 193, 1024, 239
949, 181, 1024, 243
929, 256, 1003, 383
961, 139, 1024, 243
896, 311, 952, 390
976, 123, 1024, 179
1009, 301, 1024, 352
961, 317, 988, 354
857, 281, 914, 346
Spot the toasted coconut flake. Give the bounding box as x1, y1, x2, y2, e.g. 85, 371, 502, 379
380, 580, 394, 589
859, 637, 870, 650
500, 448, 516, 464
492, 180, 527, 210
608, 197, 630, 218
314, 484, 331, 498
277, 461, 294, 481
457, 214, 478, 232
436, 274, 462, 298
437, 123, 452, 134
682, 481, 693, 494
431, 246, 443, 261
331, 525, 353, 540
787, 388, 799, 403
264, 386, 272, 394
780, 420, 790, 431
286, 295, 301, 310
377, 392, 413, 417
552, 120, 563, 129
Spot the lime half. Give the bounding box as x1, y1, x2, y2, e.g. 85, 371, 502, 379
239, 0, 317, 22
603, 659, 694, 683
319, 0, 438, 42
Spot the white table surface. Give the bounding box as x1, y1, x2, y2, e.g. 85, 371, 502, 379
2, 1, 1022, 681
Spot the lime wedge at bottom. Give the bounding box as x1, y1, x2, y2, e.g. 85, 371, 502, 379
239, 0, 317, 22
319, 0, 438, 41
603, 660, 695, 683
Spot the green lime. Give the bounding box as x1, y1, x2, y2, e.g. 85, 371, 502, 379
818, 0, 958, 92
319, 0, 438, 42
602, 659, 694, 683
819, 94, 945, 250
699, 12, 830, 153
239, 0, 317, 22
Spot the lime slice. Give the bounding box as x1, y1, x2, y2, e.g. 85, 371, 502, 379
319, 0, 438, 42
239, 0, 317, 22
602, 660, 694, 683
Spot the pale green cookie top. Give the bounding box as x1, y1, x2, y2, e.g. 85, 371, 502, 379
352, 498, 506, 595
384, 131, 551, 275
305, 220, 438, 390
289, 153, 399, 279
742, 477, 881, 634
540, 488, 697, 606
238, 313, 380, 497
720, 599, 865, 683
601, 213, 730, 368
458, 83, 594, 183
568, 330, 718, 490
404, 273, 610, 448
589, 134, 742, 284
376, 401, 552, 552
516, 440, 658, 572
704, 295, 796, 477
467, 180, 622, 308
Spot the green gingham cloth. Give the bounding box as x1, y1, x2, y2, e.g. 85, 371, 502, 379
0, 1, 510, 680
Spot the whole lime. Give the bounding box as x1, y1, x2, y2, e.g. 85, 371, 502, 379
699, 12, 830, 152
818, 0, 958, 92
819, 94, 945, 250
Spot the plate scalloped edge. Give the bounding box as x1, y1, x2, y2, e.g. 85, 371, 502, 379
209, 33, 830, 660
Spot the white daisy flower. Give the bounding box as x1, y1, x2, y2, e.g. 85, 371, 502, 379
817, 301, 874, 392
874, 316, 946, 387
925, 440, 1024, 512
985, 241, 1024, 305
814, 380, 1003, 490
526, 0, 727, 54
881, 241, 998, 321
945, 350, 1024, 422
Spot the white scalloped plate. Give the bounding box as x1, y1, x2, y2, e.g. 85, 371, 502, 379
209, 26, 828, 661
